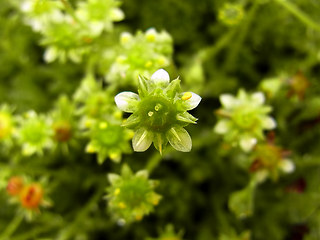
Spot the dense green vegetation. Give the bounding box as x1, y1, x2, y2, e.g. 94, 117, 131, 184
1, 0, 320, 239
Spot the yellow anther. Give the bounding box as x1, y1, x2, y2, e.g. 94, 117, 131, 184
182, 92, 192, 101
116, 56, 127, 64
144, 61, 153, 68
154, 104, 161, 111
118, 202, 126, 209
152, 199, 159, 206
113, 111, 122, 119
157, 57, 166, 66
99, 122, 108, 129
148, 111, 154, 117
114, 188, 120, 195
85, 144, 96, 153
120, 32, 132, 45
135, 214, 143, 221
110, 152, 121, 162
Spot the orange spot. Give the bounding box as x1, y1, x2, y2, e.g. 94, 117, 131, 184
6, 177, 24, 196
20, 184, 43, 209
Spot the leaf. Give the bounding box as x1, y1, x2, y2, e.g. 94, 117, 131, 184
166, 126, 192, 152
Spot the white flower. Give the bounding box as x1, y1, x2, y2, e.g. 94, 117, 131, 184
220, 94, 238, 109
150, 69, 170, 84
214, 120, 230, 134
262, 116, 277, 129
239, 136, 257, 152
279, 159, 295, 173
114, 92, 140, 113
251, 92, 265, 105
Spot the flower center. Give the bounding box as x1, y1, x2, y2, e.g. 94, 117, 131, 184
139, 96, 176, 132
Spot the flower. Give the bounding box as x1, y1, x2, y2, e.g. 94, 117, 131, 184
105, 29, 173, 87
214, 89, 276, 152
115, 69, 201, 153
249, 143, 294, 182
16, 111, 53, 156
106, 164, 161, 223
6, 176, 24, 196
85, 120, 133, 164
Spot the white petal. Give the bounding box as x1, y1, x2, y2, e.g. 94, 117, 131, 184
214, 120, 230, 134
120, 32, 133, 45
111, 8, 125, 21
251, 92, 265, 105
89, 21, 104, 36
166, 127, 192, 152
239, 136, 257, 152
114, 92, 139, 113
255, 169, 269, 183
183, 92, 201, 110
145, 28, 157, 41
132, 128, 153, 152
220, 94, 238, 109
151, 69, 170, 84
44, 47, 58, 63
279, 159, 295, 173
262, 116, 277, 129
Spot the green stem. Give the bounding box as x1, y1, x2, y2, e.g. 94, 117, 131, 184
198, 28, 237, 62
223, 1, 259, 72
0, 214, 23, 240
146, 153, 163, 174
274, 0, 320, 32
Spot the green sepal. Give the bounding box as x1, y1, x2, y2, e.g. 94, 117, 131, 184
121, 164, 133, 179
108, 173, 121, 185
122, 113, 140, 128
138, 75, 149, 98
165, 79, 181, 99
153, 133, 168, 155
176, 112, 198, 124
166, 126, 192, 152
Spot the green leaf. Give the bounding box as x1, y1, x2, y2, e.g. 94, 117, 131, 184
166, 126, 192, 152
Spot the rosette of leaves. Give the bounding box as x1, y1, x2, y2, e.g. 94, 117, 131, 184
85, 120, 133, 164
106, 29, 173, 86
76, 0, 124, 33
115, 69, 201, 153
106, 164, 161, 223
214, 89, 276, 152
16, 111, 53, 156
